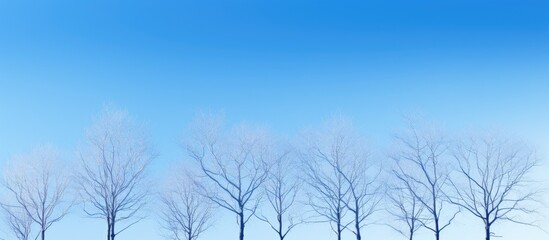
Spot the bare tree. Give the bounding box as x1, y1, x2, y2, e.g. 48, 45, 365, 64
300, 118, 379, 240
2, 146, 71, 240
256, 150, 302, 240
186, 114, 273, 240
339, 148, 382, 240
391, 122, 458, 240
301, 148, 349, 240
0, 204, 33, 240
78, 107, 155, 240
160, 171, 212, 240
386, 184, 425, 240
448, 135, 539, 240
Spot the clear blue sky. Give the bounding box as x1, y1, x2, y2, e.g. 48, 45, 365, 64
1, 0, 548, 239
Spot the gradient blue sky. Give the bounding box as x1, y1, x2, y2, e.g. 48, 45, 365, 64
1, 0, 549, 239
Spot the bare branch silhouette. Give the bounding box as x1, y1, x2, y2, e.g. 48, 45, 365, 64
255, 149, 302, 240
77, 106, 155, 240
186, 113, 275, 240
160, 171, 212, 240
385, 184, 425, 240
1, 200, 33, 240
448, 135, 540, 240
300, 118, 381, 240
2, 146, 71, 240
391, 120, 458, 240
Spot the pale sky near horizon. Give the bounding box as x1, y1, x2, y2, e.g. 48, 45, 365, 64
1, 0, 549, 240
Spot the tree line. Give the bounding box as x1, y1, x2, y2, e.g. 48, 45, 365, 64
0, 107, 542, 240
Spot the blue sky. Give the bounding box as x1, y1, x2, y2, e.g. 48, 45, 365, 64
1, 0, 549, 239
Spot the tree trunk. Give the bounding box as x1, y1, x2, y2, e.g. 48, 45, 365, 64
485, 224, 490, 240
336, 203, 342, 240
278, 213, 284, 240
434, 217, 440, 240
41, 228, 45, 240
107, 220, 111, 240
337, 219, 342, 240
355, 220, 361, 240
111, 221, 116, 240
409, 228, 414, 240
355, 205, 361, 240
239, 211, 245, 240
